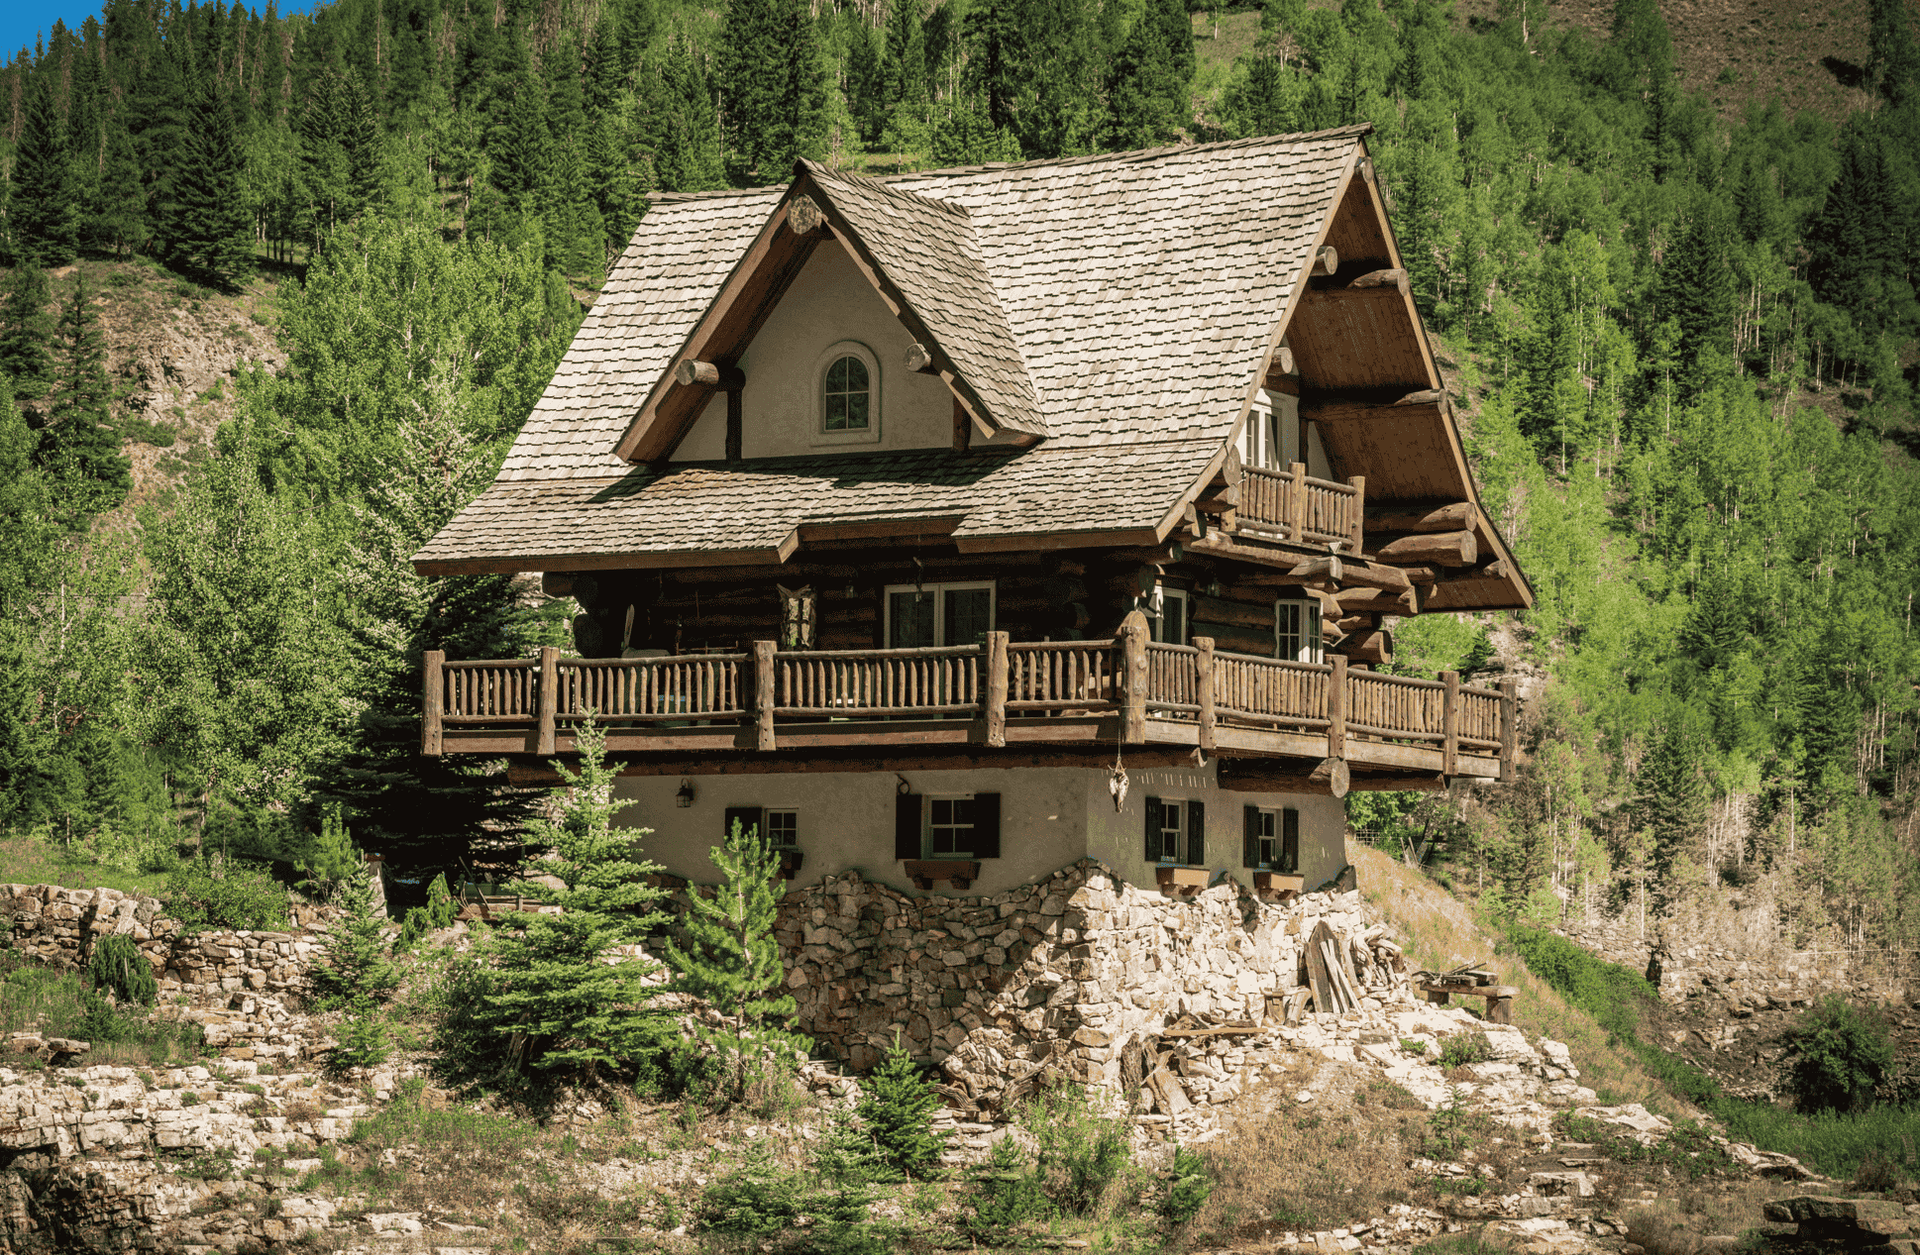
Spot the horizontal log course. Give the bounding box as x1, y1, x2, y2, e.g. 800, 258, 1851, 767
1335, 613, 1379, 634
1191, 594, 1271, 630
1348, 772, 1447, 792
674, 359, 746, 390
1219, 757, 1348, 796
1300, 388, 1447, 425
1105, 544, 1183, 565
1370, 530, 1477, 568
1187, 619, 1272, 656
1366, 501, 1475, 533
1336, 630, 1392, 664
1195, 484, 1240, 513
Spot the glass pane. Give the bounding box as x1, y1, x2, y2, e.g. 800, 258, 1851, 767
890, 591, 937, 648
1276, 601, 1302, 661
826, 356, 852, 391
1166, 594, 1185, 645
943, 587, 993, 646
824, 393, 847, 431
844, 391, 869, 430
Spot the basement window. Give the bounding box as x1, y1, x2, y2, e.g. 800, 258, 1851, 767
1144, 797, 1205, 866
1243, 806, 1299, 872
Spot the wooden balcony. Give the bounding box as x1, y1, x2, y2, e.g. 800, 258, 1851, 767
1234, 462, 1364, 549
422, 628, 1515, 785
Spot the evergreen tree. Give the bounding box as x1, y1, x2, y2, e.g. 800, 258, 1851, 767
1867, 0, 1920, 107
0, 267, 55, 417
856, 1036, 949, 1180
38, 276, 130, 519
1656, 192, 1737, 389
847, 21, 886, 146
12, 74, 81, 267
167, 82, 255, 287
311, 853, 400, 1012
1634, 723, 1707, 887
642, 40, 728, 194
884, 0, 929, 117
719, 0, 830, 177
477, 719, 670, 1075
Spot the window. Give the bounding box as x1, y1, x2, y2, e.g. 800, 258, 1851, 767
1143, 797, 1206, 866
764, 808, 799, 849
884, 581, 994, 648
1242, 806, 1299, 871
813, 341, 880, 445
893, 792, 1002, 860
1150, 583, 1188, 645
778, 583, 816, 648
1275, 592, 1322, 664
1241, 401, 1286, 470
823, 356, 869, 430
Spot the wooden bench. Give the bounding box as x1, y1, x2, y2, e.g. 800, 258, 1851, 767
1421, 981, 1518, 1024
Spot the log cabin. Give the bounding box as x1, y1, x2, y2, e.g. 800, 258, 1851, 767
412, 123, 1532, 901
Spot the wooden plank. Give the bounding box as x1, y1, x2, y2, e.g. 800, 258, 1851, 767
984, 631, 1009, 748
422, 650, 444, 756
794, 517, 963, 543
1441, 669, 1459, 777
415, 544, 798, 578
1304, 920, 1334, 1013
535, 646, 558, 757
1287, 461, 1308, 541
1195, 636, 1216, 754
1327, 655, 1346, 758
1367, 500, 1475, 532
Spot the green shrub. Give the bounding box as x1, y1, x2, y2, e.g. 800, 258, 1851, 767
700, 1142, 807, 1238
1437, 1033, 1493, 1070
164, 858, 289, 932
1022, 1084, 1132, 1217
1780, 996, 1896, 1114
856, 1037, 948, 1180
1159, 1142, 1212, 1224
968, 1136, 1051, 1233
89, 935, 157, 1006
1400, 1038, 1427, 1055
311, 868, 397, 1012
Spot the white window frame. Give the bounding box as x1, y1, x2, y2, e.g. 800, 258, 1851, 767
1241, 396, 1284, 470
926, 794, 978, 859
1151, 799, 1185, 863
764, 808, 800, 850
1149, 583, 1189, 645
1275, 593, 1322, 664
812, 340, 881, 446
1249, 806, 1300, 872
882, 581, 996, 648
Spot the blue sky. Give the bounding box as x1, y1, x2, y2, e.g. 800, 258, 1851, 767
2, 1, 314, 64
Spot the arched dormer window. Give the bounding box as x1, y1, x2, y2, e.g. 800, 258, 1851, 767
814, 340, 880, 445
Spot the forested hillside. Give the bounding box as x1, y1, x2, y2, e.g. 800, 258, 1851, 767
0, 0, 1915, 947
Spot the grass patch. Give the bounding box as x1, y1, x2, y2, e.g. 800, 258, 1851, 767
0, 960, 205, 1068
0, 831, 173, 897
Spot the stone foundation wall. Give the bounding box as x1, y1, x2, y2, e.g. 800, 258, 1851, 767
0, 883, 336, 1011
769, 858, 1386, 1107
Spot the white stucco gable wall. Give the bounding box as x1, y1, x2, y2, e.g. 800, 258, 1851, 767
674, 239, 958, 460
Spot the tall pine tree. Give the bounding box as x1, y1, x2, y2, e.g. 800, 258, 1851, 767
12, 74, 81, 267
38, 276, 130, 520
167, 81, 255, 287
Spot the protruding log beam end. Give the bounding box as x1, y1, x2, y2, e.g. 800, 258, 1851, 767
1372, 529, 1477, 568
904, 342, 937, 373
1366, 500, 1474, 533
1350, 268, 1410, 296
1311, 246, 1338, 278
788, 194, 827, 235
675, 359, 746, 390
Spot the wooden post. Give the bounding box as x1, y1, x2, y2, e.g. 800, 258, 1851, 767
1441, 669, 1460, 777
1194, 636, 1216, 754
753, 640, 777, 752
1346, 475, 1365, 553
1327, 654, 1346, 759
422, 650, 444, 756
984, 631, 1009, 748
1499, 679, 1518, 780
726, 389, 743, 460
535, 646, 559, 756
1288, 462, 1308, 542
1120, 615, 1148, 745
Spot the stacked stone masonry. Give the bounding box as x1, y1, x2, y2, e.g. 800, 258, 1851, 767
1553, 919, 1912, 1011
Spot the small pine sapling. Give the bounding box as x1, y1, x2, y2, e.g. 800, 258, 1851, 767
1158, 1141, 1212, 1224
856, 1035, 948, 1180
327, 995, 391, 1073
664, 816, 805, 1099
297, 807, 363, 904
425, 873, 457, 928
807, 1104, 889, 1255
312, 863, 399, 1011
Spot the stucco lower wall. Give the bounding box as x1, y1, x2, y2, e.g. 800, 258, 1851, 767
613, 762, 1348, 898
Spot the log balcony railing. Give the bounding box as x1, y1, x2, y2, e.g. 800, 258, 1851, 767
423, 630, 1515, 782
1236, 462, 1365, 550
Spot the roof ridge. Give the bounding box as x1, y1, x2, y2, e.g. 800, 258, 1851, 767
643, 126, 1371, 204
799, 159, 971, 218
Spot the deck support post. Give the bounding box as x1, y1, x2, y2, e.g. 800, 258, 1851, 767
422, 650, 445, 756
1327, 654, 1346, 759
1441, 669, 1460, 777
1346, 475, 1365, 552
1499, 679, 1518, 780
535, 646, 559, 756
1194, 637, 1216, 754
1120, 615, 1148, 745
754, 641, 777, 752
1288, 461, 1308, 542
984, 631, 1009, 747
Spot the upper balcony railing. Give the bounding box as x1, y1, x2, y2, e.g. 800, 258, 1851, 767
1237, 462, 1365, 551
424, 629, 1514, 781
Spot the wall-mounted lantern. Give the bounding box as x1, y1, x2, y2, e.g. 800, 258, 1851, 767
675, 779, 695, 808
